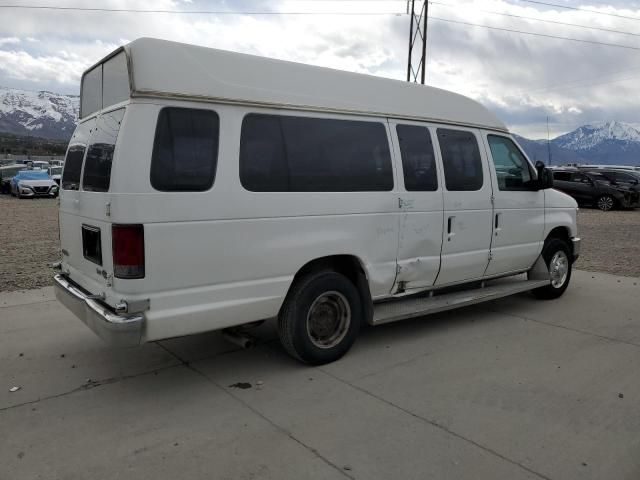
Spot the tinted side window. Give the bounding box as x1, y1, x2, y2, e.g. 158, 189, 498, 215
150, 108, 219, 192
437, 129, 483, 191
396, 124, 438, 191
238, 114, 288, 192
82, 109, 125, 192
571, 173, 594, 184
552, 171, 571, 182
487, 135, 532, 191
240, 114, 393, 192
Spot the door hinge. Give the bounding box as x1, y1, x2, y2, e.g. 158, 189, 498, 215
398, 197, 403, 209
396, 264, 402, 275
105, 202, 111, 217
490, 194, 495, 205
488, 252, 493, 261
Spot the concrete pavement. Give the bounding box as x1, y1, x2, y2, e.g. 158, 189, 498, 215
1, 270, 639, 479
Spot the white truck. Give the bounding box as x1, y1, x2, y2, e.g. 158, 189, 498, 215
54, 38, 580, 365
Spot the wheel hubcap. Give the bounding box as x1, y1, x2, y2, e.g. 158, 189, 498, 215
549, 251, 569, 288
306, 291, 351, 349
598, 196, 613, 211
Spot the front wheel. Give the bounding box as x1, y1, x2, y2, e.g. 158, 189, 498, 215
531, 238, 572, 300
278, 270, 362, 365
596, 194, 615, 211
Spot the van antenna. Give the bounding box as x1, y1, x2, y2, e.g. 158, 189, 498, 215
546, 116, 552, 166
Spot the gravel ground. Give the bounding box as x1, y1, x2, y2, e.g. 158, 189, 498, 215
574, 208, 640, 278
0, 195, 59, 292
0, 195, 638, 292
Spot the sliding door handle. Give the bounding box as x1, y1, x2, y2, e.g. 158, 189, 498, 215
447, 216, 456, 240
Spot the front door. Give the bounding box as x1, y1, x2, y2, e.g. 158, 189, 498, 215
434, 127, 493, 286
391, 121, 444, 290
483, 134, 545, 276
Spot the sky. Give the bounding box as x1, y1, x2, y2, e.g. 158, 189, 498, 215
0, 0, 639, 138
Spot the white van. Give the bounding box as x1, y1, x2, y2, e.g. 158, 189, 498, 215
54, 38, 580, 364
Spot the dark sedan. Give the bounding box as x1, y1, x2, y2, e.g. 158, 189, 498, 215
552, 169, 639, 211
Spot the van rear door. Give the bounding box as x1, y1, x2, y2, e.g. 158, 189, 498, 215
59, 108, 125, 296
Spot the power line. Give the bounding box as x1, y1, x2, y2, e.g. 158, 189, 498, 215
430, 15, 640, 51
430, 1, 640, 38
515, 0, 640, 22
0, 4, 405, 15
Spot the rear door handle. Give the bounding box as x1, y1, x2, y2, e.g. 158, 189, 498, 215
447, 216, 455, 240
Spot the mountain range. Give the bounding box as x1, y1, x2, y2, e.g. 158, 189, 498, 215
0, 86, 639, 166
514, 121, 640, 166
0, 86, 79, 141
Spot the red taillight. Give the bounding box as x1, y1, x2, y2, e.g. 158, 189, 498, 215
112, 224, 145, 279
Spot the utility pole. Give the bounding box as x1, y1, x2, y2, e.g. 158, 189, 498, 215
407, 0, 429, 84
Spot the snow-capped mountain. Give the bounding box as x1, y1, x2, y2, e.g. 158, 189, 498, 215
515, 121, 640, 166
554, 121, 640, 151
0, 86, 79, 140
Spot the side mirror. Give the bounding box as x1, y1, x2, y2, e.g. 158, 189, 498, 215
534, 161, 553, 190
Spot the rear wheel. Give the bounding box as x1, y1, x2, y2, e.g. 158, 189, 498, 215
531, 238, 572, 300
278, 270, 362, 365
596, 194, 615, 211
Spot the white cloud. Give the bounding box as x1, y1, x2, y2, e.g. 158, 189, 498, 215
0, 37, 20, 46
0, 0, 639, 136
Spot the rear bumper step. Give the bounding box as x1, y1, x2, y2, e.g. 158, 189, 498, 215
54, 274, 143, 347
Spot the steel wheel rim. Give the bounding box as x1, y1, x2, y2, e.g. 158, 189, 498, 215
598, 196, 613, 211
549, 251, 569, 288
306, 291, 351, 349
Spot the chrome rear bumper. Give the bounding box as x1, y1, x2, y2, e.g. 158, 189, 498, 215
54, 274, 143, 347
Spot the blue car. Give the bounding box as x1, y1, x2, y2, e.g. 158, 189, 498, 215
10, 169, 59, 198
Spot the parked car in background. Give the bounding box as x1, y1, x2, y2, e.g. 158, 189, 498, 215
582, 169, 640, 189
578, 164, 640, 172
33, 160, 51, 170
552, 169, 640, 211
10, 169, 59, 198
0, 164, 25, 194
48, 166, 63, 185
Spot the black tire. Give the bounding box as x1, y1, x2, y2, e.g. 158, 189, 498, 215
596, 194, 615, 211
531, 238, 572, 300
278, 270, 362, 365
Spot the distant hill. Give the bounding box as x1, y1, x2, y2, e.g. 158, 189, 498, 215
0, 86, 78, 141
514, 121, 640, 167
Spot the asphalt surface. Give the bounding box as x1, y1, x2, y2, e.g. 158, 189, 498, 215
1, 270, 639, 480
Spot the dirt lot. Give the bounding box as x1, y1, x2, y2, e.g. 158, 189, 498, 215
0, 195, 59, 291
576, 209, 640, 278
0, 195, 638, 292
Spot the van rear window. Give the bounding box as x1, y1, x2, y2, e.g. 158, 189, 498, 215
150, 108, 220, 192
61, 146, 86, 191
240, 114, 393, 192
82, 108, 125, 192
81, 51, 129, 118
62, 118, 93, 191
